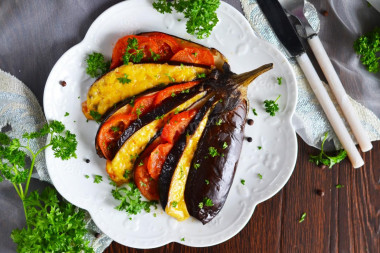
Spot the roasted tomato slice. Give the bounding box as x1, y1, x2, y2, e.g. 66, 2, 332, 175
161, 109, 198, 143
97, 114, 135, 160
141, 32, 182, 55
147, 143, 173, 181
131, 94, 156, 118
134, 157, 159, 201
170, 47, 215, 66
153, 81, 200, 106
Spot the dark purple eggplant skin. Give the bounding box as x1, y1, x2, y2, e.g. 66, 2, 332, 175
181, 65, 251, 224
158, 96, 217, 209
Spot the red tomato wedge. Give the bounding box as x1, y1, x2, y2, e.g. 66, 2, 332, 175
170, 47, 215, 66
131, 94, 156, 118
147, 143, 173, 180
154, 81, 200, 106
97, 114, 135, 160
134, 157, 159, 201
161, 109, 198, 143
110, 34, 180, 69
146, 109, 198, 180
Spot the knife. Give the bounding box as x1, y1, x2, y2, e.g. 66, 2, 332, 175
256, 0, 364, 168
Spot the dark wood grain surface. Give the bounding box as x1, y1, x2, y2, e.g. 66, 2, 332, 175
104, 137, 380, 253
0, 0, 379, 252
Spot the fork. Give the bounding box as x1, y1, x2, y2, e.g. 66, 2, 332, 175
279, 0, 373, 153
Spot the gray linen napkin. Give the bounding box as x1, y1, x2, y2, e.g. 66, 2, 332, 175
240, 0, 380, 149
0, 69, 112, 253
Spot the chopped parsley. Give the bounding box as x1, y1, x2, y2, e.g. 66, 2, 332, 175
171, 92, 176, 97
123, 170, 131, 179
204, 197, 214, 207
140, 182, 147, 187
353, 27, 380, 73
258, 146, 262, 150
277, 77, 283, 85
215, 119, 223, 126
85, 52, 110, 78
198, 202, 204, 209
181, 89, 190, 93
138, 161, 144, 166
197, 73, 206, 78
64, 112, 69, 117
93, 175, 103, 184
122, 38, 144, 64
155, 115, 165, 120
174, 108, 180, 115
111, 181, 157, 215
111, 126, 120, 132
194, 163, 200, 169
153, 213, 157, 217
208, 147, 220, 157
172, 201, 178, 208
192, 52, 198, 57
90, 110, 102, 123
252, 108, 258, 116
264, 95, 281, 116
205, 179, 209, 185
309, 132, 347, 168
117, 74, 132, 84
180, 237, 185, 242
165, 73, 176, 82
257, 173, 263, 179
149, 49, 161, 61
85, 175, 90, 179
299, 212, 306, 223
240, 179, 245, 185
335, 184, 344, 189
222, 142, 228, 149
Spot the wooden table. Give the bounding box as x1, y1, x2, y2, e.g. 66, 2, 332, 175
105, 137, 380, 253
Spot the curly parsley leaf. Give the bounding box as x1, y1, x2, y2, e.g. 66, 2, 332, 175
86, 52, 110, 78
123, 38, 145, 64
111, 182, 157, 215
353, 27, 380, 73
11, 187, 93, 253
153, 0, 221, 39
309, 132, 347, 168
117, 74, 132, 84
264, 95, 281, 116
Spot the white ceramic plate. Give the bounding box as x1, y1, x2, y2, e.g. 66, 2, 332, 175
43, 0, 297, 248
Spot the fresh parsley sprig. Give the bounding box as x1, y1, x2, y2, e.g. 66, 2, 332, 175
264, 95, 281, 116
111, 181, 157, 215
353, 27, 380, 73
86, 52, 110, 78
309, 132, 347, 168
153, 0, 221, 39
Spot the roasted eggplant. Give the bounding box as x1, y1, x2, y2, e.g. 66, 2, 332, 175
87, 31, 273, 224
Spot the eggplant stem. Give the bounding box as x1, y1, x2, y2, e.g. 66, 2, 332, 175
232, 63, 273, 87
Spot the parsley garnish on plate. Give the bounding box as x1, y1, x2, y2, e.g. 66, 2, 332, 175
86, 52, 110, 78
240, 179, 246, 185
89, 110, 102, 123
117, 74, 132, 84
335, 184, 344, 189
64, 112, 69, 117
208, 147, 220, 157
123, 38, 144, 64
309, 132, 347, 168
222, 142, 228, 149
257, 173, 263, 179
264, 95, 281, 116
152, 0, 221, 39
111, 182, 157, 215
277, 77, 283, 85
94, 175, 103, 184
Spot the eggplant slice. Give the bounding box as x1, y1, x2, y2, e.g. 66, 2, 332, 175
86, 63, 210, 117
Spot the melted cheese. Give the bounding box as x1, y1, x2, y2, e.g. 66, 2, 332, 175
165, 108, 211, 221
87, 63, 209, 115
107, 92, 206, 185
